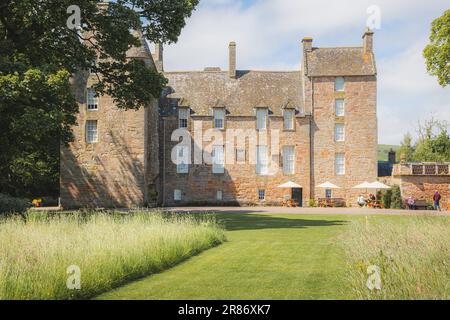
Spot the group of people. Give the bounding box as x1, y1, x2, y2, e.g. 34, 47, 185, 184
356, 193, 377, 207
357, 190, 443, 211
407, 190, 442, 211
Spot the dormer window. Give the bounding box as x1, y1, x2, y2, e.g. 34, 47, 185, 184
283, 109, 294, 130
256, 108, 268, 130
335, 77, 344, 92
86, 88, 98, 111
178, 108, 189, 128
213, 108, 225, 129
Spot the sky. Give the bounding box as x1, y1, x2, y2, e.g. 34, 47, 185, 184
161, 0, 450, 145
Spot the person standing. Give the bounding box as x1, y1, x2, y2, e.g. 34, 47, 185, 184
433, 190, 441, 211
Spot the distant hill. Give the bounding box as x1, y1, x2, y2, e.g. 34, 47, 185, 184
378, 144, 400, 162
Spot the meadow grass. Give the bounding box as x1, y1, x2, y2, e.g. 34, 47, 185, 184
340, 215, 449, 299
0, 210, 225, 300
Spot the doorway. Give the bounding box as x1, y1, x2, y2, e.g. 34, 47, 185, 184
291, 188, 302, 207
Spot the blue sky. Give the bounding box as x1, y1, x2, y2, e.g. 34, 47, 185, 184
162, 0, 450, 144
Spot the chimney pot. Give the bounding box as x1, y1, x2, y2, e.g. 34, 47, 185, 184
362, 28, 374, 53
302, 37, 313, 52
229, 42, 236, 79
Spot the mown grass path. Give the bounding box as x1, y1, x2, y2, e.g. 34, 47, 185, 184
96, 213, 356, 299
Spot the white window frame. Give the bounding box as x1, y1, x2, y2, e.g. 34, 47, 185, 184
282, 146, 295, 174
216, 190, 223, 201
335, 153, 345, 175
212, 145, 225, 174
256, 145, 268, 175
335, 124, 345, 142
176, 145, 189, 173
86, 120, 98, 143
258, 189, 265, 201
335, 99, 345, 116
174, 189, 181, 201
178, 108, 188, 129
335, 77, 344, 92
283, 109, 294, 130
256, 108, 268, 130
213, 108, 225, 129
86, 88, 98, 111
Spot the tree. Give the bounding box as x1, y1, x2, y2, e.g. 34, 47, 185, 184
398, 132, 415, 162
423, 9, 450, 86
0, 0, 199, 197
390, 185, 403, 209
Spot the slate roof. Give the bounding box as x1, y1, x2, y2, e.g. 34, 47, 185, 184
160, 70, 303, 117
305, 47, 376, 76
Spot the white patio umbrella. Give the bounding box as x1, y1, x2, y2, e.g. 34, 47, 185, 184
316, 181, 341, 189
277, 181, 302, 188
368, 181, 391, 189
352, 181, 373, 189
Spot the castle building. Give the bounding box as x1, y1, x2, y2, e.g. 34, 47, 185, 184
60, 29, 378, 208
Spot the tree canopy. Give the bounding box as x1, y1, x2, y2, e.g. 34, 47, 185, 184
423, 9, 450, 87
0, 0, 198, 197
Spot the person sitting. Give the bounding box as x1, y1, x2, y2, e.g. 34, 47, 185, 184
407, 196, 416, 210
357, 195, 366, 207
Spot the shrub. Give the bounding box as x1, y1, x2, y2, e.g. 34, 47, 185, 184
390, 185, 403, 209
0, 193, 30, 214
381, 189, 393, 208
308, 199, 317, 207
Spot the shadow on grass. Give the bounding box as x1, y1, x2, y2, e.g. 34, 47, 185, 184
212, 213, 347, 231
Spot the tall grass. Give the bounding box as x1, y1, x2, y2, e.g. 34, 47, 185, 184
0, 210, 225, 300
340, 216, 449, 299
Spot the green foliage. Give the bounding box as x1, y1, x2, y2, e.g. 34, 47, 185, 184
308, 199, 317, 207
390, 185, 403, 209
0, 193, 30, 214
381, 189, 392, 209
0, 0, 198, 196
398, 119, 450, 162
423, 9, 450, 86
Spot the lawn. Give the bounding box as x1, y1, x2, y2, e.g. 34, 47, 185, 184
97, 213, 449, 300
97, 213, 353, 299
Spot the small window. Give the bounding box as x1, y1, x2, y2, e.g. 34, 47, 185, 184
335, 124, 345, 142
86, 120, 98, 143
86, 88, 98, 110
236, 149, 245, 163
284, 109, 294, 130
335, 99, 344, 116
335, 77, 344, 92
178, 108, 188, 128
212, 145, 224, 174
256, 108, 267, 130
213, 108, 225, 129
335, 153, 345, 175
282, 146, 295, 174
176, 145, 189, 173
258, 189, 265, 201
256, 145, 268, 175
216, 190, 223, 201
325, 189, 332, 199
174, 189, 181, 201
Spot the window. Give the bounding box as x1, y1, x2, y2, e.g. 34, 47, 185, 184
212, 145, 224, 174
213, 108, 225, 129
258, 189, 265, 201
335, 77, 344, 92
335, 153, 345, 175
174, 189, 181, 201
236, 149, 245, 163
325, 189, 332, 199
86, 88, 98, 110
335, 124, 345, 142
88, 57, 97, 75
178, 108, 188, 128
86, 120, 98, 143
256, 108, 267, 130
335, 99, 345, 116
176, 145, 189, 173
282, 146, 295, 174
256, 146, 268, 175
284, 109, 294, 130
216, 190, 223, 201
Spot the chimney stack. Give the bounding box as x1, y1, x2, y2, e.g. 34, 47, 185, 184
153, 43, 164, 72
362, 28, 374, 53
229, 42, 236, 79
388, 148, 396, 164
302, 37, 313, 52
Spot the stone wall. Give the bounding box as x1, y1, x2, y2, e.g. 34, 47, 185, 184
310, 75, 378, 204
399, 175, 449, 208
